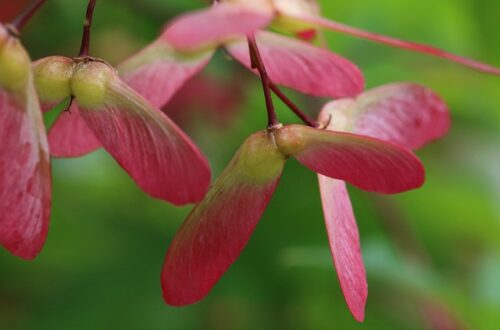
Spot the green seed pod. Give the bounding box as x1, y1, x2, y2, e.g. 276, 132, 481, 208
274, 124, 308, 157
235, 130, 286, 184
71, 60, 114, 109
271, 0, 319, 35
0, 36, 31, 91
33, 56, 74, 104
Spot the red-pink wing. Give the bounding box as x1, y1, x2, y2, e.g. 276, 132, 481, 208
227, 31, 364, 98
163, 2, 274, 51
162, 131, 286, 306
296, 15, 500, 75
77, 77, 211, 205
48, 102, 102, 158
319, 83, 450, 150
0, 86, 51, 259
118, 39, 213, 109
276, 125, 424, 194
318, 177, 367, 322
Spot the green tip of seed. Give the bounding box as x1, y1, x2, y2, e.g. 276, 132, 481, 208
235, 131, 287, 184
71, 60, 114, 109
0, 37, 31, 91
33, 56, 74, 103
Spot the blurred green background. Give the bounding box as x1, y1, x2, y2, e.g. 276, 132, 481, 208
1, 0, 500, 329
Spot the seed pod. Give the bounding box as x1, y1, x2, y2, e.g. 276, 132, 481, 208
0, 33, 31, 91
235, 130, 286, 184
162, 131, 286, 305
71, 60, 113, 109
33, 56, 74, 105
271, 0, 320, 36
0, 25, 51, 260
34, 55, 211, 204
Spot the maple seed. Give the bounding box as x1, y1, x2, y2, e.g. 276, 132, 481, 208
273, 124, 307, 156
33, 57, 114, 109
71, 61, 113, 109
0, 36, 30, 91
0, 24, 51, 260
33, 56, 74, 103
236, 130, 286, 184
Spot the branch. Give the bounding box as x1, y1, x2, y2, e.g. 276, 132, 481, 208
79, 0, 98, 57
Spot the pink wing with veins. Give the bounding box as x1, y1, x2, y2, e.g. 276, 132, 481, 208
319, 83, 450, 150
48, 102, 102, 158
77, 76, 211, 205
163, 1, 274, 51
118, 39, 213, 109
162, 131, 286, 305
318, 177, 367, 322
315, 83, 449, 321
227, 31, 364, 98
0, 86, 51, 259
277, 125, 425, 194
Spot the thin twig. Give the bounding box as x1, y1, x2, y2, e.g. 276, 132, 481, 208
10, 0, 48, 33
247, 36, 279, 128
79, 0, 97, 57
269, 82, 318, 128
225, 46, 318, 128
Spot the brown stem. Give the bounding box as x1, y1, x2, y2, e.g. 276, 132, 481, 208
64, 96, 75, 114
10, 0, 48, 33
227, 44, 317, 128
269, 82, 319, 128
247, 36, 279, 128
79, 0, 97, 57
